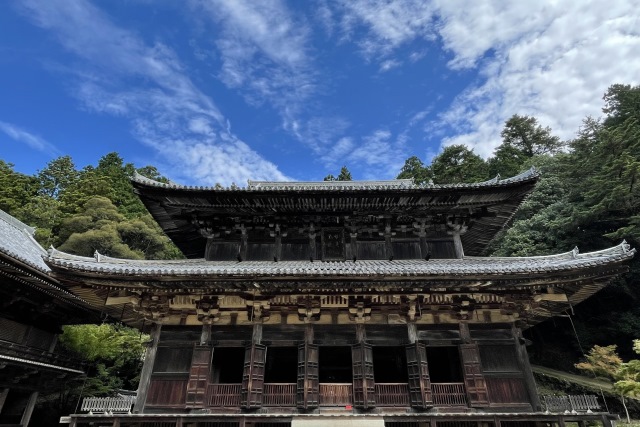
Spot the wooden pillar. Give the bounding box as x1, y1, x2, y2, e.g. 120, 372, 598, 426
239, 225, 248, 260
384, 224, 393, 260
112, 418, 121, 427
458, 323, 489, 407
48, 334, 58, 353
512, 323, 542, 411
309, 225, 317, 260
452, 232, 464, 259
252, 322, 263, 344
297, 324, 319, 410
20, 391, 38, 427
356, 323, 366, 343
0, 388, 8, 414
407, 322, 418, 344
200, 323, 212, 345
133, 322, 161, 413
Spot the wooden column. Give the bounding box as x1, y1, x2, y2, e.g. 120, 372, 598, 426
309, 225, 317, 260
242, 323, 266, 409
352, 342, 375, 409
297, 324, 319, 410
407, 322, 418, 344
239, 225, 248, 260
406, 342, 432, 408
0, 388, 8, 414
458, 323, 489, 407
186, 324, 213, 409
452, 232, 464, 259
133, 323, 161, 413
20, 391, 38, 427
512, 323, 542, 411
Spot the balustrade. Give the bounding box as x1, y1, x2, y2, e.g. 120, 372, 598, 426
319, 383, 353, 406
263, 383, 296, 406
375, 383, 410, 406
81, 396, 136, 414
431, 382, 467, 406
208, 384, 242, 407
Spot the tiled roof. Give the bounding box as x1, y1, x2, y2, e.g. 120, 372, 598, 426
0, 209, 50, 273
45, 242, 634, 278
131, 167, 539, 192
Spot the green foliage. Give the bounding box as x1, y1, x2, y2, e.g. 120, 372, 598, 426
431, 144, 489, 184
58, 196, 179, 259
0, 160, 38, 215
324, 166, 353, 181
489, 115, 565, 177
397, 156, 433, 184
60, 324, 148, 395
37, 155, 78, 199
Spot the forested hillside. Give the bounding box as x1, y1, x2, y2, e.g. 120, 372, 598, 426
1, 84, 639, 373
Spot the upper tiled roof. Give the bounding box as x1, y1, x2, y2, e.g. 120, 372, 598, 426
45, 242, 634, 280
0, 209, 50, 273
132, 168, 539, 192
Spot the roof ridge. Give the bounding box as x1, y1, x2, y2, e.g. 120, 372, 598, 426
131, 167, 540, 191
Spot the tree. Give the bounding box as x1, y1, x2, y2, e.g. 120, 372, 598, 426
59, 324, 148, 396
431, 145, 488, 184
397, 156, 433, 184
37, 156, 79, 199
489, 115, 564, 177
0, 160, 38, 215
324, 166, 353, 181
576, 344, 634, 423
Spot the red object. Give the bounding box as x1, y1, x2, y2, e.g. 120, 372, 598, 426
345, 405, 353, 410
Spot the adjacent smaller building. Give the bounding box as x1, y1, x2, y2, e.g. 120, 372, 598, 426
0, 210, 95, 426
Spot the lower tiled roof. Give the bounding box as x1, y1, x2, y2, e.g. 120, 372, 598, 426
45, 242, 634, 278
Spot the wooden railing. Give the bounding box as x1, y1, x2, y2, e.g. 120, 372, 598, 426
375, 383, 410, 406
81, 396, 136, 414
208, 384, 242, 407
544, 395, 600, 413
319, 383, 353, 406
0, 339, 85, 371
263, 383, 296, 406
432, 382, 467, 406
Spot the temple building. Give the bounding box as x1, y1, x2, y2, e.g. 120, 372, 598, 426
0, 210, 95, 426
47, 169, 634, 427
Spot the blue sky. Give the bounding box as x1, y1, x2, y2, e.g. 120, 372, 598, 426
1, 1, 639, 185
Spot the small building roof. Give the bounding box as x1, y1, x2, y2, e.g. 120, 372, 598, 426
0, 209, 50, 273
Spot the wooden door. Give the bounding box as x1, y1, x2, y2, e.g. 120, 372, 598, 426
405, 343, 432, 408
241, 344, 267, 409
185, 345, 212, 408
296, 343, 319, 409
352, 343, 375, 409
459, 343, 489, 407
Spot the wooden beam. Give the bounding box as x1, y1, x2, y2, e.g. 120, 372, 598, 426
512, 323, 542, 411
20, 391, 37, 427
133, 323, 161, 413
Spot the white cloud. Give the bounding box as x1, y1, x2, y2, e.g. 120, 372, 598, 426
195, 0, 315, 110
322, 129, 408, 179
0, 121, 59, 155
435, 0, 640, 157
331, 0, 640, 159
336, 0, 437, 58
19, 0, 288, 185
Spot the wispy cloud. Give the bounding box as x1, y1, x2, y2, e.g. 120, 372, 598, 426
434, 0, 640, 157
194, 0, 316, 111
331, 0, 640, 158
17, 0, 288, 185
0, 121, 59, 156
322, 129, 408, 179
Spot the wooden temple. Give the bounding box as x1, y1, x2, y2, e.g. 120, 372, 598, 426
0, 209, 95, 426
47, 169, 635, 427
